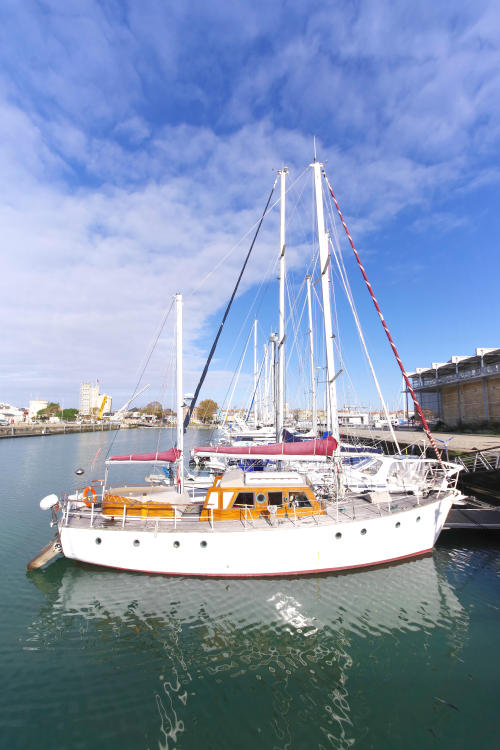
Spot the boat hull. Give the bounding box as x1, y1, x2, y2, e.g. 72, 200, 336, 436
59, 495, 453, 577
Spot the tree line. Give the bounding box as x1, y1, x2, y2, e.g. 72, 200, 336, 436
141, 399, 218, 423
36, 399, 218, 423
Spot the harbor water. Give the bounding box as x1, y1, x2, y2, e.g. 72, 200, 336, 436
1, 428, 499, 749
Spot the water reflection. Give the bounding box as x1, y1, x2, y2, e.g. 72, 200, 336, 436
26, 555, 467, 749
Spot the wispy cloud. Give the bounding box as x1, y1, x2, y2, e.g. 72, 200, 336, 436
0, 0, 499, 406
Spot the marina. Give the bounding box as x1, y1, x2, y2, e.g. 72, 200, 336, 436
1, 427, 499, 749
3, 147, 499, 746
2, 2, 500, 746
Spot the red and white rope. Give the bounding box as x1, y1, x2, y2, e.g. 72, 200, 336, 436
322, 169, 442, 463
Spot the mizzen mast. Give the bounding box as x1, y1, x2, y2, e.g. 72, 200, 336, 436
306, 274, 318, 436
253, 319, 258, 426
175, 292, 184, 493
276, 166, 288, 442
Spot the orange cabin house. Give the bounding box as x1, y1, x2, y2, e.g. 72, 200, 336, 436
199, 469, 325, 522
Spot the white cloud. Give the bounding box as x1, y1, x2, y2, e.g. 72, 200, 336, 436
1, 0, 500, 408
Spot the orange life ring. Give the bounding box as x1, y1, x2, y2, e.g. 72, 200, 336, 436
83, 486, 97, 507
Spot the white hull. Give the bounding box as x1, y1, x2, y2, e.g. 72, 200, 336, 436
59, 494, 453, 577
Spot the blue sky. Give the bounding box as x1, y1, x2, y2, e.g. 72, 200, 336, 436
1, 0, 499, 412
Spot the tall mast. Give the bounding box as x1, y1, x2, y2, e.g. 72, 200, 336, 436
175, 293, 184, 494
269, 332, 278, 429
262, 343, 269, 424
311, 160, 340, 446
306, 275, 318, 436
253, 319, 258, 425
276, 167, 288, 442
264, 342, 269, 423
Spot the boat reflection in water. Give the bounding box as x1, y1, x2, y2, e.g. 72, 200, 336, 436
27, 556, 467, 749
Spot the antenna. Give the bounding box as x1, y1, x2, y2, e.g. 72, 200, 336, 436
313, 136, 317, 161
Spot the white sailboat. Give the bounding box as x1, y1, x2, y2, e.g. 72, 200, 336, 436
30, 158, 463, 577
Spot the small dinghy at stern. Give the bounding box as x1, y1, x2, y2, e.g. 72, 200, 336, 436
27, 493, 62, 570
27, 534, 62, 570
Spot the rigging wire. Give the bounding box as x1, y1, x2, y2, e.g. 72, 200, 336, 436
324, 183, 398, 448
328, 234, 401, 453
183, 177, 279, 432
187, 166, 309, 300
325, 190, 398, 437
104, 297, 175, 460
216, 166, 310, 379
321, 168, 443, 463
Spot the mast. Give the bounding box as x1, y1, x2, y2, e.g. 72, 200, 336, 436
306, 275, 318, 436
253, 319, 258, 425
183, 178, 277, 432
269, 332, 278, 429
264, 342, 270, 424
311, 160, 340, 447
276, 167, 288, 442
175, 293, 184, 493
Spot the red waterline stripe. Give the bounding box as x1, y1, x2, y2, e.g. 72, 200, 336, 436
73, 547, 433, 578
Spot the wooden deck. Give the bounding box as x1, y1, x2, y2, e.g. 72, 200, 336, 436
63, 491, 442, 535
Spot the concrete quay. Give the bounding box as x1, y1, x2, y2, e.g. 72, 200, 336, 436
340, 426, 500, 455
0, 422, 122, 439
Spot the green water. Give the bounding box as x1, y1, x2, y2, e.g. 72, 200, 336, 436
1, 429, 499, 749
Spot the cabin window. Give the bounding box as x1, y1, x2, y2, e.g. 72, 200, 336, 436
289, 492, 312, 508
232, 492, 254, 507
255, 492, 266, 505
268, 492, 283, 507
361, 459, 383, 476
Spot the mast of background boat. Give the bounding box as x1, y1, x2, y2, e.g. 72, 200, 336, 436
253, 319, 258, 426
175, 293, 184, 494
276, 167, 288, 442
269, 332, 278, 430
312, 159, 340, 449
264, 341, 271, 424
306, 274, 318, 436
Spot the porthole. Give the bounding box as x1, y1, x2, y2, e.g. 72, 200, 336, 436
133, 539, 140, 547
360, 528, 367, 536
416, 516, 421, 523
335, 532, 342, 540
395, 522, 401, 529
95, 537, 102, 545
256, 492, 266, 505
200, 540, 207, 548
173, 541, 180, 548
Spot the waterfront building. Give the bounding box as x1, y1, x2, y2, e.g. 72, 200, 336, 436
338, 409, 370, 426
79, 381, 112, 416
407, 347, 500, 427
0, 403, 26, 423
28, 399, 48, 421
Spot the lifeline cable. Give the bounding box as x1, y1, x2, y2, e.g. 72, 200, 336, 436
322, 168, 443, 463
183, 177, 278, 432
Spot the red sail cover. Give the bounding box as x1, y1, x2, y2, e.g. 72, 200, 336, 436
108, 449, 181, 463
194, 437, 337, 456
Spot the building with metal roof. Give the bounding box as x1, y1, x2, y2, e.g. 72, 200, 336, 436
407, 348, 500, 427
